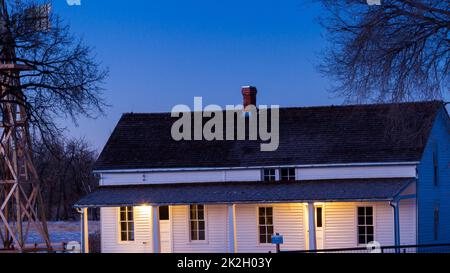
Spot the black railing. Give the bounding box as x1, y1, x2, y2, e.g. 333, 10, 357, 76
280, 243, 450, 253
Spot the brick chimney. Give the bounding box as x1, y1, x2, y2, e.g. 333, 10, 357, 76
241, 86, 257, 111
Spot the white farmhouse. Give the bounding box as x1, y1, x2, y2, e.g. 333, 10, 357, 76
75, 87, 450, 253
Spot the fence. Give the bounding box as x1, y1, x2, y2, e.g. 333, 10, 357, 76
280, 243, 450, 253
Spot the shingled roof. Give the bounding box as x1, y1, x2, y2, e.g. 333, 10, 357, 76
94, 101, 444, 171
74, 178, 414, 207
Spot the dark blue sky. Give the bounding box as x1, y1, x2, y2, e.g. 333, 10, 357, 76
53, 0, 338, 150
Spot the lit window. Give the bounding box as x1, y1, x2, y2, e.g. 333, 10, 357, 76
190, 205, 206, 241
263, 169, 276, 181
280, 168, 296, 181
119, 206, 134, 241
258, 207, 274, 244
357, 207, 374, 245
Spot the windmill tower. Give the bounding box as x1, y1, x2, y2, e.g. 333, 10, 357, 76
0, 0, 51, 252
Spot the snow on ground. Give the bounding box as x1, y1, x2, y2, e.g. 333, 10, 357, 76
2, 221, 100, 244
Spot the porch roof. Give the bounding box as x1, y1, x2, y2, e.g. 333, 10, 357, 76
74, 178, 414, 208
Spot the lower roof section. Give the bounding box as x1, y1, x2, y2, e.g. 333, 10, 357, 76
74, 178, 415, 208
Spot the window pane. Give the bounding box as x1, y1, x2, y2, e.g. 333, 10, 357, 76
267, 226, 274, 235
259, 207, 265, 215
316, 207, 323, 228
259, 226, 266, 235
358, 216, 365, 225
159, 206, 170, 220
199, 231, 205, 240
357, 207, 365, 216
367, 226, 374, 235
266, 216, 273, 225
281, 168, 295, 180
358, 235, 366, 244
266, 207, 273, 215
367, 234, 374, 243
366, 216, 373, 225
289, 168, 295, 177
259, 217, 265, 225
358, 226, 365, 236
120, 211, 126, 221
190, 209, 196, 220
128, 211, 133, 221
191, 231, 197, 241
128, 222, 134, 232
260, 235, 267, 244
191, 221, 198, 231
199, 221, 205, 230
198, 209, 204, 220
263, 169, 276, 181
366, 207, 373, 216
121, 231, 128, 241
120, 222, 127, 232
129, 231, 134, 241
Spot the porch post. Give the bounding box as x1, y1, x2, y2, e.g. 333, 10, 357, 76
152, 206, 161, 253
307, 202, 317, 251
227, 204, 237, 253
390, 201, 401, 248
80, 207, 89, 253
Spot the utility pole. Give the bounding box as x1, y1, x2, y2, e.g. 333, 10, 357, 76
0, 0, 51, 252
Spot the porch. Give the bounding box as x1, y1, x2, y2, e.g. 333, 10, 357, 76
74, 178, 416, 253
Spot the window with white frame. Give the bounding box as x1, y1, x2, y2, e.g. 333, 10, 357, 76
258, 207, 274, 244
119, 206, 134, 241
190, 205, 206, 241
263, 169, 276, 181
280, 168, 296, 181
357, 207, 374, 245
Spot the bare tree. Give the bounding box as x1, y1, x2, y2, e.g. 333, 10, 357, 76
1, 0, 107, 141
33, 137, 99, 221
318, 0, 449, 103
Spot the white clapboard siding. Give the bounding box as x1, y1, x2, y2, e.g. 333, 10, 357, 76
399, 198, 417, 245
160, 220, 171, 253
297, 165, 417, 181
323, 201, 417, 249
100, 206, 152, 253
234, 203, 305, 253
171, 205, 228, 253
100, 169, 261, 186
323, 202, 357, 249
374, 202, 395, 246
99, 201, 416, 253
99, 165, 416, 186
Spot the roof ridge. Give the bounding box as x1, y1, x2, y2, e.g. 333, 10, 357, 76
122, 100, 443, 116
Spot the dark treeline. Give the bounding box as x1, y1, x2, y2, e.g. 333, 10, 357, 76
33, 138, 99, 221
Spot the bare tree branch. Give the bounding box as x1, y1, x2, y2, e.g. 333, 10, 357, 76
1, 0, 108, 143
318, 0, 449, 103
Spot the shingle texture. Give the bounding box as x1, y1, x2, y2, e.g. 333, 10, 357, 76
74, 178, 414, 207
94, 101, 443, 170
